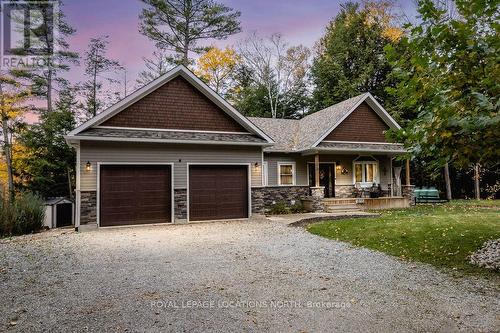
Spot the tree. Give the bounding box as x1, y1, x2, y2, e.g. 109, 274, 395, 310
15, 87, 77, 199
226, 64, 268, 117
82, 36, 122, 117
139, 0, 241, 66
195, 47, 240, 96
10, 0, 78, 113
310, 1, 402, 111
0, 73, 30, 200
136, 50, 172, 87
237, 33, 311, 118
386, 0, 499, 199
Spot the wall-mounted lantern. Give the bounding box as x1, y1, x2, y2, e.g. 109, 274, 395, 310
85, 161, 91, 172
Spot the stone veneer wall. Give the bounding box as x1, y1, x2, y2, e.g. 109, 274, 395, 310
80, 191, 97, 224
174, 189, 187, 221
251, 186, 309, 214
402, 185, 416, 206
335, 185, 356, 198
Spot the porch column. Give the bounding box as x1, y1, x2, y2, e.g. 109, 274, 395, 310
315, 154, 320, 187
405, 159, 411, 186
403, 159, 415, 206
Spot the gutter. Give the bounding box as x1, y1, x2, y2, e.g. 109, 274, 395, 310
301, 147, 407, 155
64, 135, 274, 147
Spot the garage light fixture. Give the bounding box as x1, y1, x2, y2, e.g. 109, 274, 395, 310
85, 161, 91, 172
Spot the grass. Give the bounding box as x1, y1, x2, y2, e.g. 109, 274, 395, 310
307, 201, 500, 276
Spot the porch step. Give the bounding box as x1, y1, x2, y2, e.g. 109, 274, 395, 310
323, 198, 357, 205
324, 204, 361, 213
322, 198, 361, 213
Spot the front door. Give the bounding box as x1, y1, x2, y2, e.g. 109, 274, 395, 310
309, 164, 335, 198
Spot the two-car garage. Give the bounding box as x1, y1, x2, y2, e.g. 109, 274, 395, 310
98, 164, 249, 226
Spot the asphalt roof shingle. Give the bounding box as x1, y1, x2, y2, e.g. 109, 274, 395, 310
79, 128, 268, 144
249, 93, 370, 152
248, 118, 300, 151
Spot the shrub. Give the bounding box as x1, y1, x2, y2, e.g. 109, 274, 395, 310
268, 201, 289, 215
0, 194, 15, 236
0, 192, 45, 237
290, 203, 305, 214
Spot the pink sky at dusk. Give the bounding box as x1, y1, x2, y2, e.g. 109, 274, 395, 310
62, 0, 417, 87
22, 0, 417, 123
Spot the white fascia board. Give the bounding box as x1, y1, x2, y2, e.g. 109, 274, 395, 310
311, 93, 402, 148
64, 135, 273, 147
67, 65, 274, 144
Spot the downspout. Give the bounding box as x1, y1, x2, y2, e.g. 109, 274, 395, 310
74, 143, 81, 231
261, 147, 264, 186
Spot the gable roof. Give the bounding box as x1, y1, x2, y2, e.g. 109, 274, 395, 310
249, 93, 402, 152
67, 65, 273, 144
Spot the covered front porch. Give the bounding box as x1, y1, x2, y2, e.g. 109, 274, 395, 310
300, 144, 413, 211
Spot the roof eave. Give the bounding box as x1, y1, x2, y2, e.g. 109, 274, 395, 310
301, 147, 407, 155
64, 135, 273, 147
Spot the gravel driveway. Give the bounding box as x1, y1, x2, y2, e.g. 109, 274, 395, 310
1, 219, 499, 332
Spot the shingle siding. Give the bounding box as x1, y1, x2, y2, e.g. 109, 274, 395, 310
323, 102, 389, 142
101, 76, 247, 133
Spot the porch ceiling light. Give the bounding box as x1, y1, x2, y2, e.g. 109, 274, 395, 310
85, 161, 91, 172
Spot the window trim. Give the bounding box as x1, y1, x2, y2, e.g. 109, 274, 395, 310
353, 159, 379, 187
277, 162, 296, 186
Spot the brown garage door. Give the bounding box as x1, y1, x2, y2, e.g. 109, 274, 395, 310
189, 165, 248, 221
100, 165, 171, 226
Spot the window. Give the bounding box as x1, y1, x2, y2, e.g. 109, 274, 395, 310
278, 162, 295, 185
262, 162, 268, 186
353, 156, 379, 186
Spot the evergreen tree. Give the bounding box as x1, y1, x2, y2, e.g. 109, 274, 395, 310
15, 88, 77, 198
140, 0, 241, 66
81, 36, 122, 117
10, 0, 78, 113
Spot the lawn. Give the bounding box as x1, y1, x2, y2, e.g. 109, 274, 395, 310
307, 201, 500, 275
